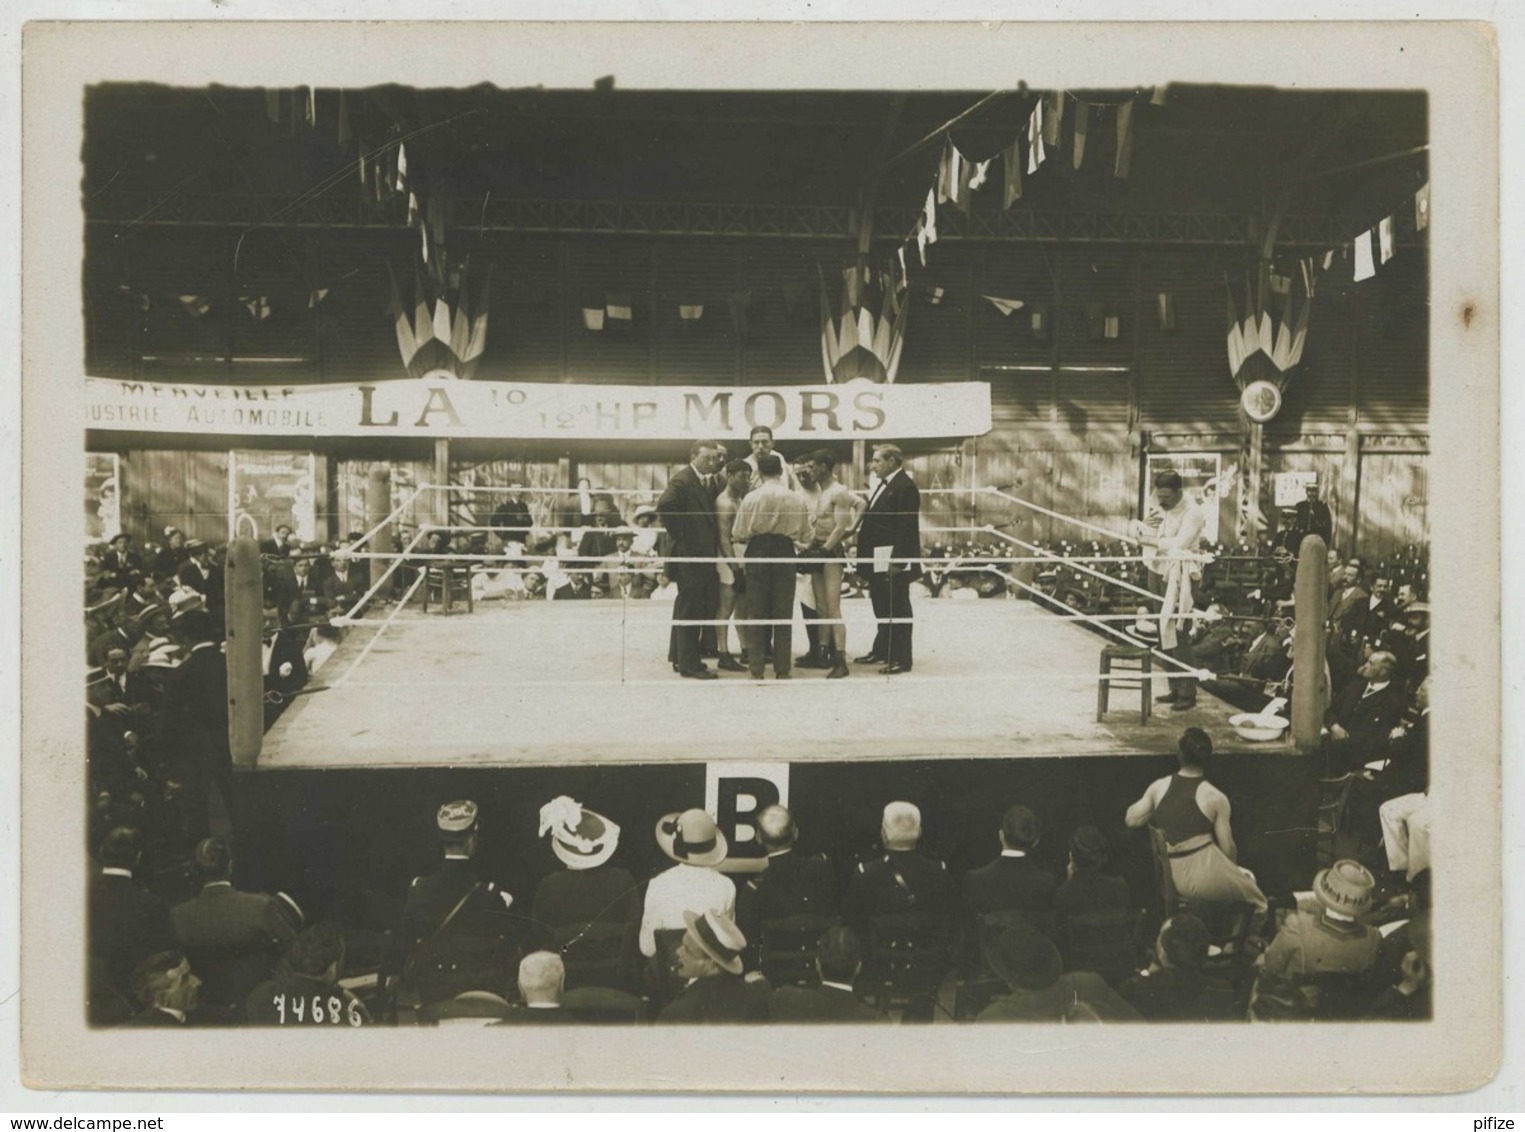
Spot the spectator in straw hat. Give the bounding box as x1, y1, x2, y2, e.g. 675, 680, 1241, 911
531, 796, 640, 988
655, 909, 770, 1024
639, 809, 736, 962
1257, 859, 1381, 984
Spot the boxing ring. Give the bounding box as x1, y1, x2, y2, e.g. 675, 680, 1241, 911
251, 481, 1303, 770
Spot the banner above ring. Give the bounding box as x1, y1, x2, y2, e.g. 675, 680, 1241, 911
85, 376, 993, 442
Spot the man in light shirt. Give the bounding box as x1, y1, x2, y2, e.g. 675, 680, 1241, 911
1130, 469, 1206, 712
731, 453, 812, 680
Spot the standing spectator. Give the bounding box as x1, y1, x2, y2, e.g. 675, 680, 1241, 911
176, 539, 225, 617
731, 452, 812, 681
854, 444, 922, 675
656, 440, 725, 680
1288, 481, 1333, 551
170, 837, 297, 1024
89, 826, 172, 1026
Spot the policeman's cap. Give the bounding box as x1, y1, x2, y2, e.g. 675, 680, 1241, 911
436, 799, 479, 835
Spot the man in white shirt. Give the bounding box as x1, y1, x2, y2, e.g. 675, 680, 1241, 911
1130, 470, 1207, 711
640, 809, 737, 961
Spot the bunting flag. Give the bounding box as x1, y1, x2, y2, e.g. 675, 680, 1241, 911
922, 188, 938, 245
606, 294, 633, 327
1042, 92, 1065, 147
447, 262, 472, 361
396, 144, 408, 192
305, 87, 317, 127
387, 264, 418, 367
358, 142, 367, 186
1414, 183, 1430, 231
818, 266, 908, 384
1114, 101, 1136, 178
1002, 142, 1023, 208
407, 192, 420, 227
461, 266, 492, 378
1225, 264, 1315, 390
1027, 101, 1046, 174
897, 245, 908, 289
1353, 230, 1376, 281
915, 222, 929, 266
307, 288, 329, 310
178, 294, 211, 318
1072, 101, 1089, 169
1378, 215, 1395, 263
1322, 249, 1334, 271
1225, 280, 1247, 378
1299, 257, 1318, 299
1150, 85, 1169, 106
937, 137, 971, 212
982, 295, 1025, 316
678, 304, 704, 326
412, 267, 433, 353
582, 307, 605, 332
1157, 292, 1176, 332
242, 295, 272, 322
968, 158, 991, 192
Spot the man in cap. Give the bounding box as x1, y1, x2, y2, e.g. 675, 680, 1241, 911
531, 796, 641, 989
1125, 728, 1268, 911
1116, 914, 1235, 1021
736, 804, 837, 964
655, 909, 771, 1023
127, 950, 203, 1027
1287, 480, 1333, 552
974, 922, 1139, 1022
383, 800, 525, 1012
767, 926, 883, 1023
957, 804, 1057, 975
169, 837, 297, 1023
639, 809, 737, 964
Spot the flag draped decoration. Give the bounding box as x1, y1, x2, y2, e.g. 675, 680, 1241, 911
386, 261, 492, 378
819, 266, 909, 385
1224, 262, 1313, 397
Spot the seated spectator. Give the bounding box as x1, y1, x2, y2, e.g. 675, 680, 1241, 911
1125, 728, 1268, 911
89, 826, 172, 1026
152, 527, 191, 579
656, 910, 770, 1024
640, 809, 736, 973
531, 796, 640, 990
494, 952, 573, 1025
99, 532, 142, 591
974, 922, 1140, 1023
736, 804, 837, 964
126, 950, 202, 1027
591, 529, 661, 600
1116, 915, 1234, 1021
1251, 860, 1381, 1020
1053, 826, 1139, 985
1323, 650, 1406, 775
259, 524, 294, 558
246, 922, 372, 1027
1380, 790, 1431, 885
1200, 615, 1292, 713
170, 837, 297, 1024
489, 485, 535, 549
1368, 910, 1432, 1021
1347, 676, 1430, 849
843, 802, 953, 939
957, 804, 1056, 975
767, 926, 883, 1023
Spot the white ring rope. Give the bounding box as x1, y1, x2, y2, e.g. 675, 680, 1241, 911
329, 567, 429, 689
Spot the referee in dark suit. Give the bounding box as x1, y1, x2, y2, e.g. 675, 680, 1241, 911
854, 444, 922, 674
657, 439, 725, 679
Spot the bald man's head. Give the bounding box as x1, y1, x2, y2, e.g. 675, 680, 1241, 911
757, 805, 797, 853
518, 951, 566, 1006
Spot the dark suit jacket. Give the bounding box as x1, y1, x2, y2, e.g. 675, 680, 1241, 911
739, 851, 837, 933
385, 857, 522, 985
1116, 967, 1235, 1021
1290, 499, 1333, 548
1325, 680, 1407, 759
655, 465, 719, 583
1327, 584, 1370, 642
171, 884, 297, 1011
842, 849, 952, 935
1053, 870, 1138, 981
164, 644, 231, 779
959, 854, 1058, 969
856, 470, 922, 578
89, 871, 173, 995
768, 983, 883, 1023
1375, 712, 1429, 799
657, 972, 772, 1023
1241, 632, 1292, 682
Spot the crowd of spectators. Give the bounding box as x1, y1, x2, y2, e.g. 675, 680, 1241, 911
89, 754, 1432, 1027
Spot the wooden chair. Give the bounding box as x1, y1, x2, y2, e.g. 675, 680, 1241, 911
422, 563, 475, 614
863, 911, 950, 1022
1316, 773, 1357, 868
1097, 643, 1153, 723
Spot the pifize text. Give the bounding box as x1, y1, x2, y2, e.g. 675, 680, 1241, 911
355, 384, 889, 434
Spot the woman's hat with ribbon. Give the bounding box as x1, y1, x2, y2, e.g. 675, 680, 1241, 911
654, 808, 728, 868
539, 795, 620, 871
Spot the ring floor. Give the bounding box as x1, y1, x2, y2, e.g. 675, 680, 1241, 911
257, 595, 1297, 769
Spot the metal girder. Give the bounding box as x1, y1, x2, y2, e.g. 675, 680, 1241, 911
86, 193, 1414, 247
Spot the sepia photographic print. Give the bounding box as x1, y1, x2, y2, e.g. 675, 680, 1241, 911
17, 20, 1502, 1096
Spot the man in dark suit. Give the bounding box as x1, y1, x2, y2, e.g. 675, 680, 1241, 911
1324, 649, 1408, 774
656, 910, 771, 1023
958, 805, 1057, 974
161, 611, 232, 840
89, 826, 173, 1026
384, 800, 524, 1011
1348, 676, 1431, 848
170, 837, 296, 1023
1288, 482, 1333, 552
100, 533, 142, 591
176, 540, 226, 617
1201, 617, 1292, 713
768, 926, 884, 1023
656, 439, 725, 679
737, 805, 837, 965
854, 444, 922, 674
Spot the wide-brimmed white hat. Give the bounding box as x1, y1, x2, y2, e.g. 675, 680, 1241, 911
539, 796, 620, 871
655, 809, 728, 868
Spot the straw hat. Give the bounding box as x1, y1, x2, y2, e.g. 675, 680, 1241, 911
654, 809, 728, 868
682, 909, 747, 976
1312, 859, 1376, 917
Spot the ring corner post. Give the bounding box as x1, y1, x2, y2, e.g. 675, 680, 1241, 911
225, 536, 264, 769
1291, 534, 1330, 754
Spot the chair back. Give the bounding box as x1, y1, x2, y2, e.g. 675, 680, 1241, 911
757, 913, 835, 988
562, 985, 648, 1024
865, 911, 949, 1016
